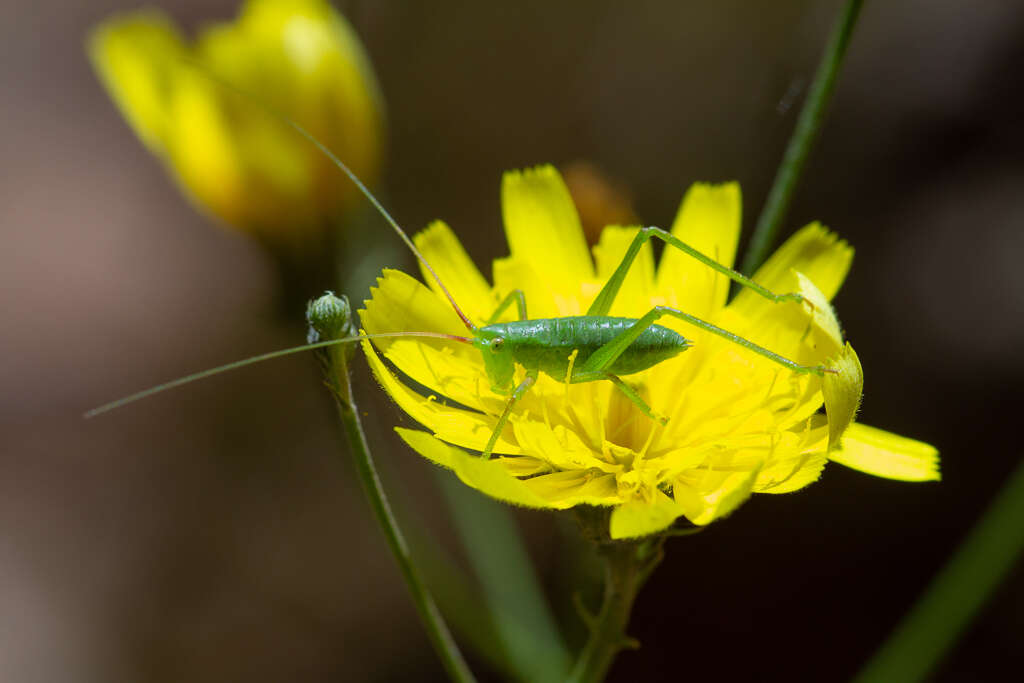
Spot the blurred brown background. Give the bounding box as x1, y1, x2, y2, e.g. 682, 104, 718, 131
3, 1, 1023, 681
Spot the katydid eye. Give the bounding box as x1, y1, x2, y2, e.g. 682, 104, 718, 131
491, 337, 504, 352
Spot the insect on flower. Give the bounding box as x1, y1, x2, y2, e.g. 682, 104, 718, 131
91, 121, 939, 541
370, 186, 833, 461
352, 163, 939, 538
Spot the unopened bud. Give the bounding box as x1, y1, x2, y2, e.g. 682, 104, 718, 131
306, 291, 355, 343
89, 0, 384, 241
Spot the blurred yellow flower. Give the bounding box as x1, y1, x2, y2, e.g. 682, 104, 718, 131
89, 0, 383, 243
360, 166, 939, 539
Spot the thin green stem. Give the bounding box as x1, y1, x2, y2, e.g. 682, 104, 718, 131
321, 343, 476, 683
567, 538, 664, 683
740, 0, 865, 276
853, 458, 1024, 683
437, 475, 572, 683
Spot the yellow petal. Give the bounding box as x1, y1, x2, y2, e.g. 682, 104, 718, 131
166, 69, 247, 227
396, 429, 554, 507
492, 256, 565, 317
360, 278, 487, 409
675, 467, 760, 526
91, 0, 384, 236
823, 342, 864, 450
501, 166, 593, 300
732, 223, 853, 319
521, 470, 621, 507
512, 420, 615, 473
755, 452, 827, 494
361, 268, 471, 338
199, 0, 384, 206
723, 268, 846, 372
795, 270, 844, 355
592, 226, 656, 317
501, 456, 554, 477
88, 10, 188, 152
657, 182, 741, 319
414, 220, 496, 323
362, 337, 518, 453
610, 491, 683, 539
192, 19, 314, 216
360, 270, 484, 409
831, 423, 940, 481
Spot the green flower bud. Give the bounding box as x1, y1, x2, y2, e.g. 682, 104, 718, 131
306, 291, 355, 343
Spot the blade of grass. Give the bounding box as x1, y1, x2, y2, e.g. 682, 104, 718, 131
853, 458, 1024, 683
406, 528, 519, 678
377, 459, 543, 680
740, 0, 865, 275
438, 475, 573, 683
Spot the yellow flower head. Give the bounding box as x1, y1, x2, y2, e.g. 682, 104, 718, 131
89, 0, 383, 242
360, 166, 939, 539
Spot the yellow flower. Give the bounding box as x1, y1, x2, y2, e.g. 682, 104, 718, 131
88, 0, 383, 243
360, 166, 939, 539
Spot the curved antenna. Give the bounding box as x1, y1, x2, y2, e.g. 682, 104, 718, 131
85, 331, 472, 418
186, 63, 478, 333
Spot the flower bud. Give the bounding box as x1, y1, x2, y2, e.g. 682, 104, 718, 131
89, 0, 384, 245
306, 291, 355, 343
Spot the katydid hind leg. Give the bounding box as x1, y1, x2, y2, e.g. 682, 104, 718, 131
585, 305, 830, 377
586, 226, 804, 317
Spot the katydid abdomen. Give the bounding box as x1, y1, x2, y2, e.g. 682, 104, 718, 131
481, 317, 690, 380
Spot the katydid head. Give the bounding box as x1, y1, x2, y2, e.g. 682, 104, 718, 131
473, 331, 515, 394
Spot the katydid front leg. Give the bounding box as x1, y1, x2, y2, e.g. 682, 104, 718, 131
482, 369, 538, 459
485, 289, 528, 324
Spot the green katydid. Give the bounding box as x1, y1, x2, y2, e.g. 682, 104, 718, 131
88, 109, 834, 460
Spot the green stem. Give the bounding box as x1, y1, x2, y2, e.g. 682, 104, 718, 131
853, 458, 1024, 683
321, 343, 476, 683
567, 539, 663, 683
437, 475, 572, 683
740, 0, 865, 276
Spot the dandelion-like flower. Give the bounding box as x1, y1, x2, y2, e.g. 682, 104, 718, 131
361, 166, 939, 539
88, 0, 383, 242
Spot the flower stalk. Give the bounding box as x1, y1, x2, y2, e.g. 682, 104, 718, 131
307, 294, 476, 683
568, 509, 666, 683
740, 0, 865, 275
